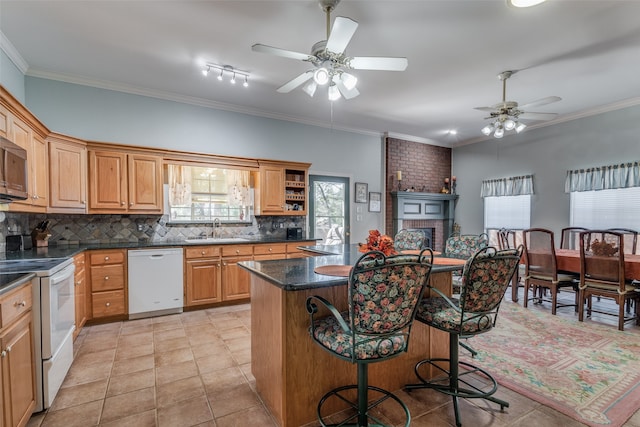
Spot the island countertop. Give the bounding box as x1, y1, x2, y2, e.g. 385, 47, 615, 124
238, 243, 463, 291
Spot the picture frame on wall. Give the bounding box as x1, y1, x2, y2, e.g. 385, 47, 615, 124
368, 192, 381, 212
355, 182, 368, 203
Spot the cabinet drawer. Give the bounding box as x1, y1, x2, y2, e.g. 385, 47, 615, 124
221, 245, 254, 257
185, 246, 220, 259
91, 264, 125, 291
253, 243, 287, 256
0, 283, 33, 328
92, 290, 126, 318
89, 250, 125, 265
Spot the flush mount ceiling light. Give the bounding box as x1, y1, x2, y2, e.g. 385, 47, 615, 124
475, 70, 561, 139
252, 0, 407, 102
202, 63, 249, 88
507, 0, 547, 7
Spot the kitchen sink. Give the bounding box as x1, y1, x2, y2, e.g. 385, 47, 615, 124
184, 237, 251, 243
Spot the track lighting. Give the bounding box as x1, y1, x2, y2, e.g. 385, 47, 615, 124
202, 63, 249, 89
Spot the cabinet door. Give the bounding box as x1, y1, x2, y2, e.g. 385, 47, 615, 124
1, 313, 36, 427
185, 259, 222, 306
0, 104, 8, 137
89, 150, 128, 211
73, 254, 87, 340
49, 139, 87, 211
128, 154, 162, 212
7, 116, 33, 209
260, 165, 285, 214
221, 255, 252, 301
31, 134, 48, 208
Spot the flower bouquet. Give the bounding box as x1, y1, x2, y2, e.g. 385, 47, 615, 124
359, 229, 397, 256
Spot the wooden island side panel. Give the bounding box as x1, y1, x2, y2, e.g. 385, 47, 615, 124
251, 270, 452, 427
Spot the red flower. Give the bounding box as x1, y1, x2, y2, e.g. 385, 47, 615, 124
359, 230, 398, 256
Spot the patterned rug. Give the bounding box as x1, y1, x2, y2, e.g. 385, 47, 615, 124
462, 302, 640, 426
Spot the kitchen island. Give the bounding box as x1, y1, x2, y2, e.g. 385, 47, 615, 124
239, 244, 463, 427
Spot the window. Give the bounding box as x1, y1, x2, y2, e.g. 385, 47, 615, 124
484, 195, 531, 231
167, 165, 252, 223
570, 187, 640, 230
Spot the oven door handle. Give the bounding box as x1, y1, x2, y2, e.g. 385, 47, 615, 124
50, 264, 75, 285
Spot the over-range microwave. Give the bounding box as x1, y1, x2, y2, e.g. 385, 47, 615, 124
0, 136, 28, 202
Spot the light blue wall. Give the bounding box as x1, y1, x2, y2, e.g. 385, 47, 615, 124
452, 105, 640, 239
0, 50, 25, 103
23, 77, 385, 241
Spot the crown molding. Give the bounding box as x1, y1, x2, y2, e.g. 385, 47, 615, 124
0, 31, 29, 73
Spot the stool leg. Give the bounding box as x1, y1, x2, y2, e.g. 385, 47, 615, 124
358, 363, 368, 427
450, 334, 462, 427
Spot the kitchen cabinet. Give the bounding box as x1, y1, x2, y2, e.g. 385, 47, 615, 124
287, 241, 318, 258
221, 245, 253, 301
253, 243, 287, 261
5, 110, 48, 212
0, 282, 36, 427
88, 149, 163, 213
0, 104, 8, 138
88, 249, 127, 320
256, 161, 310, 216
73, 253, 87, 340
48, 134, 87, 213
185, 246, 222, 306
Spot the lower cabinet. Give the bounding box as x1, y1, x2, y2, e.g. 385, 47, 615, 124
73, 253, 87, 339
88, 249, 127, 320
221, 245, 253, 301
0, 282, 36, 427
185, 246, 222, 307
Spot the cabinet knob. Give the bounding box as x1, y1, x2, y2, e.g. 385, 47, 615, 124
121, 201, 125, 205
105, 302, 111, 307
104, 276, 109, 280
130, 202, 134, 206
82, 200, 86, 204
14, 301, 26, 308
223, 262, 227, 266
0, 350, 5, 358
201, 251, 206, 255
269, 248, 273, 252
105, 256, 110, 261
75, 281, 80, 286
235, 249, 240, 254
6, 345, 11, 353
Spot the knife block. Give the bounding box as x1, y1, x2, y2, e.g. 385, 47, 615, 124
31, 229, 51, 247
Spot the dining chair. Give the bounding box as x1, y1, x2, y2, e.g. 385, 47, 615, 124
498, 228, 524, 301
406, 246, 523, 427
306, 249, 433, 427
560, 227, 588, 250
523, 228, 578, 315
606, 228, 638, 255
578, 230, 640, 331
394, 228, 428, 251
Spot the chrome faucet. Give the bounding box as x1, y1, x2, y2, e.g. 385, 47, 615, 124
212, 218, 221, 238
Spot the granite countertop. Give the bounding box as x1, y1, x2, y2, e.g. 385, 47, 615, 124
0, 273, 35, 296
238, 244, 464, 291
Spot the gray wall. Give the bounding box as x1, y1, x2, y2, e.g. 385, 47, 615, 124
452, 105, 640, 239
0, 50, 25, 103
16, 77, 385, 242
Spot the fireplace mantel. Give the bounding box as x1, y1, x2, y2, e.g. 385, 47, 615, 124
391, 191, 458, 247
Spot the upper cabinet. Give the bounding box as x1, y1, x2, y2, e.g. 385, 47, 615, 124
1, 88, 49, 213
256, 161, 309, 216
48, 133, 88, 213
88, 148, 163, 213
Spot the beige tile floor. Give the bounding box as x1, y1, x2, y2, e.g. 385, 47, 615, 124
27, 288, 640, 427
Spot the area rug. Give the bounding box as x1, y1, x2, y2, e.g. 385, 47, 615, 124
461, 302, 640, 426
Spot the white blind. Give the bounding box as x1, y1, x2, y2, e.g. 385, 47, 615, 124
484, 195, 531, 230
570, 187, 640, 229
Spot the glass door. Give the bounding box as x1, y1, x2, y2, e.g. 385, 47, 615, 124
309, 175, 350, 245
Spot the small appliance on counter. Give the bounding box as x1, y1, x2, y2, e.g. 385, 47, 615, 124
31, 220, 52, 247
5, 234, 33, 252
286, 227, 303, 240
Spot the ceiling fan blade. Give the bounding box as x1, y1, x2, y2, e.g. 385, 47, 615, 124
276, 71, 314, 93
349, 56, 408, 71
474, 107, 496, 112
326, 17, 358, 54
252, 44, 312, 61
519, 112, 558, 121
519, 96, 562, 110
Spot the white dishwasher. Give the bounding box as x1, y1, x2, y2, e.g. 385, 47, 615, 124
128, 248, 184, 319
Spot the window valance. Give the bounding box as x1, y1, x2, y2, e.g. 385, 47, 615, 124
481, 174, 534, 197
565, 161, 640, 192
480, 175, 533, 197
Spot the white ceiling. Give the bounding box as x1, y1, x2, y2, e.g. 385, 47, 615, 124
2, 0, 640, 147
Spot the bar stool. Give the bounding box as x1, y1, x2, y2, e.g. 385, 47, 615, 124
406, 246, 523, 427
306, 249, 434, 426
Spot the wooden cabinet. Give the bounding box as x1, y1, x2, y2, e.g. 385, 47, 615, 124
0, 282, 36, 427
0, 104, 8, 138
221, 245, 253, 301
48, 134, 87, 213
88, 249, 127, 320
253, 243, 287, 261
256, 161, 310, 216
88, 149, 162, 213
287, 241, 318, 258
73, 253, 87, 340
185, 246, 222, 306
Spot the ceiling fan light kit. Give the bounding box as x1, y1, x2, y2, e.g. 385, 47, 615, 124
251, 0, 407, 101
507, 0, 547, 8
476, 70, 560, 139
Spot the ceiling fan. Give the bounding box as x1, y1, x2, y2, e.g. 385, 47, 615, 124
251, 0, 408, 101
475, 70, 561, 138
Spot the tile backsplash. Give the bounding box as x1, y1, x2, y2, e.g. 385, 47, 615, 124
0, 212, 306, 253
